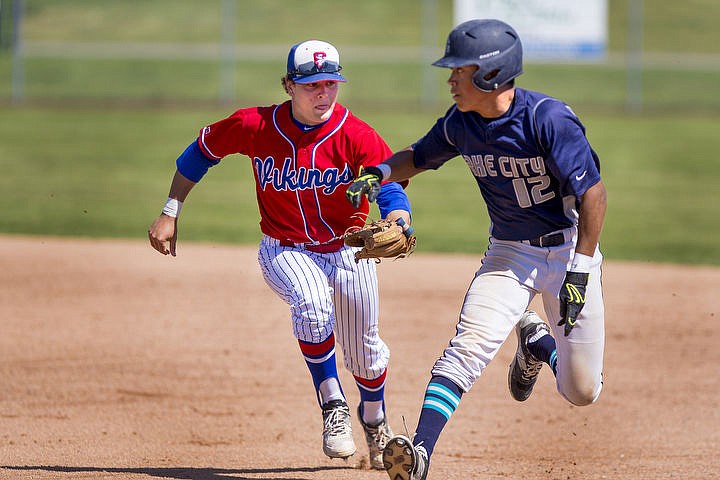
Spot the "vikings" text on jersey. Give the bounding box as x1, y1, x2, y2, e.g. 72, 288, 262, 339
254, 156, 354, 195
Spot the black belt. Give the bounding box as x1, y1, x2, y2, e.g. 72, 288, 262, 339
278, 238, 344, 253
527, 232, 565, 247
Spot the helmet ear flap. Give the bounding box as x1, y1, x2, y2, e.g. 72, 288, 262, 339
472, 68, 501, 92
471, 68, 485, 91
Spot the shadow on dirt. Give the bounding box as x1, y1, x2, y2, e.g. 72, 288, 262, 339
0, 465, 358, 480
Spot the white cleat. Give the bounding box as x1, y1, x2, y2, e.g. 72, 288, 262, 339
321, 400, 356, 459
358, 407, 393, 469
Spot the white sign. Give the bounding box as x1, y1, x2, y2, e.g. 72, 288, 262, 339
454, 0, 607, 60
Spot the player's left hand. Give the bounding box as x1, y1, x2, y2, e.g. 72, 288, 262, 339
346, 166, 382, 208
558, 271, 589, 336
342, 217, 416, 263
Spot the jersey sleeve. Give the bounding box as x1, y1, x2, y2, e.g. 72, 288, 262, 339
351, 124, 393, 171
177, 141, 219, 182
197, 109, 254, 160
376, 182, 412, 218
412, 106, 462, 170
535, 102, 601, 198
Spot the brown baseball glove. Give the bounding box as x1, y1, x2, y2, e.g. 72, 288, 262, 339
343, 217, 416, 263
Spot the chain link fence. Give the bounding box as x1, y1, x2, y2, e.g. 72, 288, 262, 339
2, 0, 720, 113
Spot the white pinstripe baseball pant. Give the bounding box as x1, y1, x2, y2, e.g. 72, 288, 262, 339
258, 235, 390, 380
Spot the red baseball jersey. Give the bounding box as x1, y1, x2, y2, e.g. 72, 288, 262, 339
197, 101, 392, 245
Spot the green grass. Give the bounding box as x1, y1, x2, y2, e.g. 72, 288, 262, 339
584, 115, 720, 265
3, 0, 720, 111
1, 0, 720, 266
1, 107, 719, 266
18, 0, 447, 45
12, 0, 720, 53
609, 0, 720, 53
3, 56, 720, 113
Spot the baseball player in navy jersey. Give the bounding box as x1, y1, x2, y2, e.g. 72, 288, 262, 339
346, 19, 607, 480
148, 39, 412, 469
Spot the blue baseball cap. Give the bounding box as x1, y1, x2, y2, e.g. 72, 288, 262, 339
286, 40, 347, 84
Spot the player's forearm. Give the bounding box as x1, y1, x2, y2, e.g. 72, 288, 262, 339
382, 148, 425, 182
575, 180, 607, 257
167, 170, 197, 203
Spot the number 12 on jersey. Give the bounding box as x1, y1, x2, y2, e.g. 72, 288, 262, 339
512, 175, 555, 208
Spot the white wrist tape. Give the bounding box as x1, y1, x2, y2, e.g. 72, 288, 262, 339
570, 252, 593, 273
376, 163, 392, 181
162, 197, 183, 218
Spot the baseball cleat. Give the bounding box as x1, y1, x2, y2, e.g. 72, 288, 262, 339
321, 399, 356, 459
508, 310, 550, 401
358, 407, 393, 469
383, 435, 428, 480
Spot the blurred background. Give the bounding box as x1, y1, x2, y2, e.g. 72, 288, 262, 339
1, 0, 719, 265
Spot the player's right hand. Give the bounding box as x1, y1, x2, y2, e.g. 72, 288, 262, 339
148, 214, 179, 257
346, 166, 382, 208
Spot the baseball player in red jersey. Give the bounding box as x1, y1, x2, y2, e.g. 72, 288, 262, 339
148, 39, 412, 468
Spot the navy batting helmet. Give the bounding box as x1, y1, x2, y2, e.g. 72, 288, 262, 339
433, 19, 523, 92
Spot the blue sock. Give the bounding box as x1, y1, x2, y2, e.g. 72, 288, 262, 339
355, 369, 387, 425
412, 376, 463, 458
527, 333, 558, 376
298, 334, 344, 406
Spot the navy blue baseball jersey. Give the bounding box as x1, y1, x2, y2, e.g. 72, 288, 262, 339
413, 88, 600, 241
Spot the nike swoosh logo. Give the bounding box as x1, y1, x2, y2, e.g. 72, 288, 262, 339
575, 171, 587, 181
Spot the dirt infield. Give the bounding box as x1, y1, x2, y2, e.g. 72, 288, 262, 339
1, 235, 718, 480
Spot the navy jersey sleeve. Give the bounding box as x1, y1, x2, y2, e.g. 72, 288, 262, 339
535, 101, 601, 198
412, 106, 462, 170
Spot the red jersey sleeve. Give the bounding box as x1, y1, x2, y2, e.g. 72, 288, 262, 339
346, 120, 393, 173
196, 108, 264, 160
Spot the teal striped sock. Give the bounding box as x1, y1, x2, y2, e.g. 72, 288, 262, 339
412, 376, 463, 458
